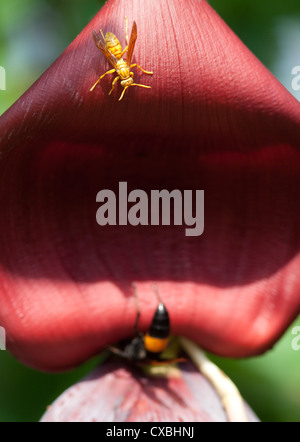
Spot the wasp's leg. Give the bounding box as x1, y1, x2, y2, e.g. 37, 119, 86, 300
119, 84, 131, 101
90, 68, 116, 92
108, 345, 129, 359
108, 76, 120, 95
130, 72, 151, 90
131, 83, 151, 89
120, 45, 129, 57
130, 63, 153, 75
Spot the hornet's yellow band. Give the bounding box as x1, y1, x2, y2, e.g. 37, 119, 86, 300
144, 334, 169, 354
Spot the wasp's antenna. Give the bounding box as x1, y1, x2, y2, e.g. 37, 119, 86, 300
132, 282, 141, 335
152, 284, 164, 304
100, 29, 105, 41
125, 16, 129, 46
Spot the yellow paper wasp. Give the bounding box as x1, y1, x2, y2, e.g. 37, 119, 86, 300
109, 284, 184, 366
90, 17, 153, 101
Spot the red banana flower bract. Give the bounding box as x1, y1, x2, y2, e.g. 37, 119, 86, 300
0, 0, 299, 373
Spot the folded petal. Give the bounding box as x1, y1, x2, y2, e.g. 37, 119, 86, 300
40, 360, 259, 422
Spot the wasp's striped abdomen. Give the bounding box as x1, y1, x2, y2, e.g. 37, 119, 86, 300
144, 302, 170, 356
104, 32, 123, 59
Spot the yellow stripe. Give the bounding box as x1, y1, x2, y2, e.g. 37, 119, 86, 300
144, 335, 169, 353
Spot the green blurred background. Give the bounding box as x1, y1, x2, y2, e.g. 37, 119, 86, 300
0, 0, 299, 422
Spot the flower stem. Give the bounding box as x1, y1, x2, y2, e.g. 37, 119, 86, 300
179, 337, 248, 422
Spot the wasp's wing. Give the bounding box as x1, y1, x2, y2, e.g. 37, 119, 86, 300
92, 30, 119, 69
126, 21, 137, 65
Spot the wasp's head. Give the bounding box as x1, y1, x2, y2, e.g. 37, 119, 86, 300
121, 77, 134, 88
